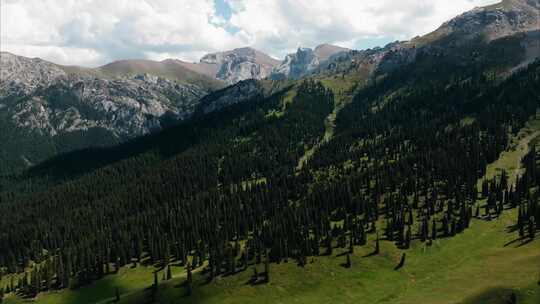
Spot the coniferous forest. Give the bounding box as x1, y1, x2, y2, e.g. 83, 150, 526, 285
0, 48, 539, 303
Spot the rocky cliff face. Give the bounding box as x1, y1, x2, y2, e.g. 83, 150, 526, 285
272, 44, 349, 80
0, 52, 211, 139
313, 0, 539, 80
0, 52, 66, 97
197, 47, 280, 84
429, 0, 539, 42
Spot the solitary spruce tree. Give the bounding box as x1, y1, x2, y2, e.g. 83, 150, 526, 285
252, 266, 259, 283
374, 232, 380, 255
166, 265, 172, 280
186, 264, 193, 296
153, 271, 158, 294
394, 253, 406, 270
345, 254, 352, 268
264, 252, 270, 283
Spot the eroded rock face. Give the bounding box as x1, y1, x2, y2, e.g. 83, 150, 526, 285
272, 45, 349, 80
310, 0, 539, 80
0, 53, 210, 138
440, 0, 539, 41
200, 48, 280, 84
273, 48, 319, 80
0, 52, 67, 97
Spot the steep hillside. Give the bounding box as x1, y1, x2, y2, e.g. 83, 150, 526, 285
1, 37, 539, 304
417, 0, 540, 44
199, 48, 280, 84
176, 48, 281, 84
313, 0, 539, 81
272, 44, 349, 79
0, 53, 223, 174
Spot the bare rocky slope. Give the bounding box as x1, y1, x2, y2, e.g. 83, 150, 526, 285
0, 52, 217, 138
194, 47, 281, 84
311, 0, 539, 80
0, 53, 224, 173
272, 44, 349, 79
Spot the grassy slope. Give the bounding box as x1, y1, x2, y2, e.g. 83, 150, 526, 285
297, 74, 361, 170
4, 117, 539, 304
7, 208, 536, 304
60, 59, 225, 91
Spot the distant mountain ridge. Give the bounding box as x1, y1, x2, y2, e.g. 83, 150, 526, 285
0, 51, 218, 173
176, 45, 347, 84
271, 44, 350, 80
310, 0, 539, 80
1, 0, 538, 174
0, 42, 348, 141
413, 0, 539, 46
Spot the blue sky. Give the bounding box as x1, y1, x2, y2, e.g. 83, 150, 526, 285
214, 0, 233, 21
0, 0, 500, 66
213, 0, 240, 34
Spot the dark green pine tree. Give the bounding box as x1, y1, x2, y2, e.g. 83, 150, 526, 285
251, 266, 258, 284
509, 292, 517, 304
405, 226, 412, 249
529, 217, 536, 239
345, 254, 352, 268
153, 271, 158, 293
166, 265, 172, 280
431, 219, 437, 240
243, 247, 249, 270
264, 252, 270, 283
394, 253, 406, 270
186, 264, 193, 296
374, 232, 380, 255
326, 233, 333, 256
481, 179, 489, 198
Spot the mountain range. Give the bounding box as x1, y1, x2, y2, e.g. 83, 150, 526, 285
1, 1, 540, 303
0, 0, 538, 175
0, 43, 350, 173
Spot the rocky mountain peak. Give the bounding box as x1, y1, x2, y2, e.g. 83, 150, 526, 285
313, 44, 349, 61
271, 44, 348, 80
429, 0, 539, 42
0, 53, 213, 145
0, 52, 67, 98
198, 47, 280, 84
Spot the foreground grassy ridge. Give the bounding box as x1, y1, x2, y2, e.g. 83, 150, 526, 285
6, 208, 536, 304
178, 212, 538, 304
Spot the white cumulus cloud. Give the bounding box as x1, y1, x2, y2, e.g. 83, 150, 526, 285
0, 0, 501, 67
227, 0, 501, 56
